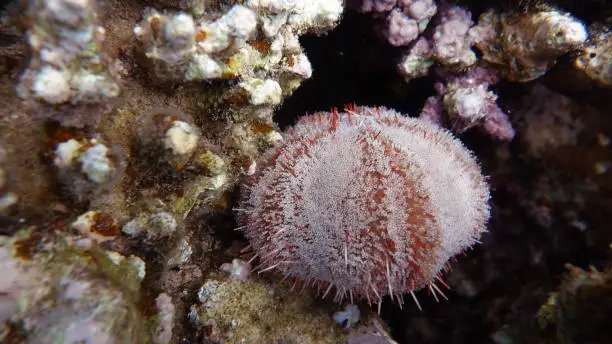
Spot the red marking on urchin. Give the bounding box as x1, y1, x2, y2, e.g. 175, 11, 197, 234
238, 106, 490, 309
330, 107, 339, 131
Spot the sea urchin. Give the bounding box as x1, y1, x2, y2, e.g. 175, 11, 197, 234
237, 106, 490, 309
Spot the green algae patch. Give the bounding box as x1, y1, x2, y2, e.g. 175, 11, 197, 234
193, 275, 348, 344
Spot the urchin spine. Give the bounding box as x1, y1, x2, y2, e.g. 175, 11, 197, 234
238, 106, 490, 308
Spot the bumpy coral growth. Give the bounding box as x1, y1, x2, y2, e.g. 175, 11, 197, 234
431, 3, 476, 69
134, 0, 342, 96
420, 66, 515, 140
238, 106, 490, 307
471, 9, 587, 81
0, 228, 146, 342
574, 25, 612, 86
352, 0, 437, 47
17, 0, 120, 126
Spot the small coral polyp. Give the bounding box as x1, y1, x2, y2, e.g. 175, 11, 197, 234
238, 106, 490, 307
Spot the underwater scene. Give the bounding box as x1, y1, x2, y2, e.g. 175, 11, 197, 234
0, 0, 611, 343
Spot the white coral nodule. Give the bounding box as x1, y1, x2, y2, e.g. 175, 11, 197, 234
238, 106, 490, 309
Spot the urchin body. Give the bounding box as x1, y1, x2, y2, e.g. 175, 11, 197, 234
238, 106, 490, 306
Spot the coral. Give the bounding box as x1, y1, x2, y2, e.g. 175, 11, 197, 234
166, 237, 193, 267
350, 0, 437, 47
142, 0, 212, 15
397, 37, 434, 81
133, 10, 197, 80
50, 133, 121, 204
419, 66, 515, 140
122, 211, 179, 241
351, 0, 436, 47
350, 1, 481, 82
133, 108, 205, 172
0, 227, 149, 342
395, 2, 478, 81
549, 264, 612, 344
17, 0, 120, 126
127, 104, 234, 216
220, 258, 252, 282
515, 84, 584, 157
72, 210, 120, 243
351, 0, 397, 13
239, 78, 283, 106
0, 146, 18, 215
133, 0, 343, 99
154, 293, 176, 344
470, 8, 588, 82
45, 128, 124, 206
384, 8, 421, 46
431, 2, 476, 69
333, 304, 361, 328
78, 143, 116, 183
53, 138, 117, 184
238, 106, 490, 307
135, 5, 258, 81
396, 4, 590, 90
170, 172, 230, 218
223, 119, 284, 172
347, 318, 398, 344
127, 107, 233, 215
190, 274, 374, 344
164, 120, 200, 156
574, 24, 612, 87
502, 264, 612, 344
197, 150, 226, 176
